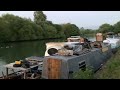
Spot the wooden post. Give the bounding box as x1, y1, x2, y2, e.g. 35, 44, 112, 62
24, 71, 26, 79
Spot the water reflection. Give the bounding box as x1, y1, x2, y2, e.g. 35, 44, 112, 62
0, 39, 65, 76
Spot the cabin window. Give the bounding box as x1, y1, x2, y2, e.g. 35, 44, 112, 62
78, 61, 86, 71
69, 71, 73, 74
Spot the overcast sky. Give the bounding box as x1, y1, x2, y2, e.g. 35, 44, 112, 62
0, 11, 120, 29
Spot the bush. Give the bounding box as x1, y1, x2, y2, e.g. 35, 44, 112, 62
95, 48, 120, 79
73, 67, 94, 79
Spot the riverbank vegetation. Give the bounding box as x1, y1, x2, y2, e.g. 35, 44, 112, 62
0, 11, 120, 43
94, 48, 120, 79
0, 11, 80, 43
73, 48, 120, 79
98, 23, 120, 34
73, 68, 94, 79
79, 27, 97, 37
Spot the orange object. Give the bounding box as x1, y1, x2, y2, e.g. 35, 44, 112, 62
15, 61, 21, 65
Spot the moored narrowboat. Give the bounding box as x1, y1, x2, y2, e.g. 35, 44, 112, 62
42, 33, 113, 79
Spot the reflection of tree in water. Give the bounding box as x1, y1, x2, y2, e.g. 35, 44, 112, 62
0, 39, 65, 64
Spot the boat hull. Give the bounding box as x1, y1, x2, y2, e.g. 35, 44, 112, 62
42, 43, 112, 79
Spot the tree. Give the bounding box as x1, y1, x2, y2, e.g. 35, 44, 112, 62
0, 14, 45, 42
61, 23, 80, 38
34, 11, 47, 25
41, 23, 57, 39
98, 23, 113, 33
0, 17, 11, 42
113, 21, 120, 34
54, 24, 65, 38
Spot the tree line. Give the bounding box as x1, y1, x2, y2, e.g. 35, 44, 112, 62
0, 11, 120, 43
97, 23, 120, 34
0, 11, 80, 42
79, 21, 120, 36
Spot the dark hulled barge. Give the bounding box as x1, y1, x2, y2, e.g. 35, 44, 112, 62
42, 33, 113, 79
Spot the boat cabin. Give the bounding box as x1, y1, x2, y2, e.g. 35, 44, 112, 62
42, 43, 112, 79
106, 32, 119, 39
67, 36, 85, 43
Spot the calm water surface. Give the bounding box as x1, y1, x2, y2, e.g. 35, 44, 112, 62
0, 39, 65, 76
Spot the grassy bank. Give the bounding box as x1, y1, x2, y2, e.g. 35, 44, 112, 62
94, 48, 120, 79
73, 48, 120, 79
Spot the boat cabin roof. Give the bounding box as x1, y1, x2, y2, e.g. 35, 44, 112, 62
70, 36, 81, 38
45, 48, 100, 62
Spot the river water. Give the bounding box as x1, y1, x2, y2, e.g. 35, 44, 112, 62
0, 39, 66, 76
0, 37, 95, 76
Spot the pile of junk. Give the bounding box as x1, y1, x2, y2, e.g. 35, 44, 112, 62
13, 60, 37, 68
44, 33, 112, 57
45, 38, 94, 56
12, 60, 42, 79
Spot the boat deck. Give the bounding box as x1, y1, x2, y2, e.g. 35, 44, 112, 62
1, 58, 43, 79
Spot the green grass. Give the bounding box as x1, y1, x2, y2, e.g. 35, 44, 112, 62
73, 48, 120, 79
95, 48, 120, 79
73, 67, 94, 79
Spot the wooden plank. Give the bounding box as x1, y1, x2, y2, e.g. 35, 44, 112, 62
48, 59, 51, 79
47, 58, 61, 79
3, 61, 42, 79
4, 62, 42, 71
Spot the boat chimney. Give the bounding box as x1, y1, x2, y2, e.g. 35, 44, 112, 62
96, 33, 103, 42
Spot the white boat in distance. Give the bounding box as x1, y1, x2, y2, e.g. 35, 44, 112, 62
103, 32, 120, 49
